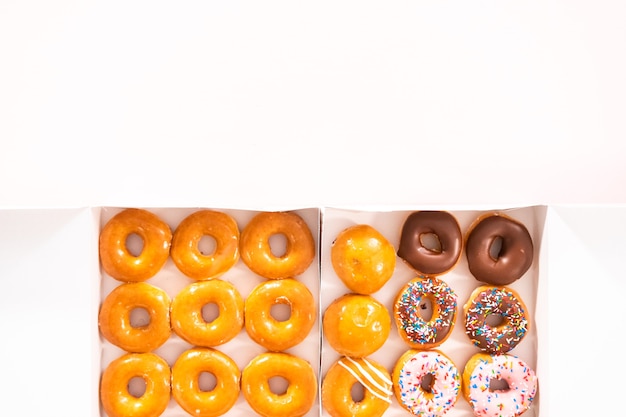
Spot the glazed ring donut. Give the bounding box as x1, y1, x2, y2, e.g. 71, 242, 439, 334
242, 352, 317, 417
397, 211, 463, 276
99, 208, 172, 282
322, 356, 393, 417
392, 349, 461, 417
171, 210, 240, 280
331, 224, 396, 295
393, 276, 457, 349
99, 282, 171, 352
465, 213, 534, 285
240, 211, 315, 279
244, 278, 315, 351
172, 347, 240, 417
100, 352, 171, 417
323, 294, 391, 358
171, 279, 244, 347
464, 285, 529, 354
462, 352, 538, 417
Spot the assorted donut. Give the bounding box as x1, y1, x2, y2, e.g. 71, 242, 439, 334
98, 207, 540, 416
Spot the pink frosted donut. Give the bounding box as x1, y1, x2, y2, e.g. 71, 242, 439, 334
392, 349, 461, 417
462, 353, 538, 417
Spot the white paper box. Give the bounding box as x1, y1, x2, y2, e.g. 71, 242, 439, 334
4, 204, 624, 416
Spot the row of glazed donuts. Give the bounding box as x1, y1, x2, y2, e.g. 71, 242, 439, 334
98, 278, 316, 353
98, 208, 320, 417
99, 208, 316, 282
101, 349, 318, 417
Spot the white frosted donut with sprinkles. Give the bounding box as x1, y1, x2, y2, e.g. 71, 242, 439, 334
322, 356, 393, 417
392, 349, 461, 417
462, 353, 538, 417
393, 276, 457, 349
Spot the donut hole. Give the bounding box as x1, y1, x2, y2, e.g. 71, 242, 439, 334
420, 373, 435, 393
201, 303, 220, 323
129, 307, 151, 328
269, 233, 288, 258
269, 375, 289, 395
350, 382, 365, 403
198, 371, 217, 392
270, 302, 292, 322
418, 298, 434, 321
198, 235, 217, 256
489, 236, 504, 261
127, 376, 147, 398
125, 233, 144, 257
485, 313, 505, 327
489, 378, 510, 392
419, 233, 442, 253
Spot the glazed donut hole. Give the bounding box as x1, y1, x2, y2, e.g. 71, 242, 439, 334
99, 207, 321, 416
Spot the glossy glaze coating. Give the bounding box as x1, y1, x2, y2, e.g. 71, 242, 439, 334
172, 348, 240, 417
100, 353, 171, 417
98, 282, 171, 352
99, 208, 172, 282
465, 214, 533, 285
397, 211, 462, 275
171, 279, 244, 347
242, 352, 317, 417
331, 224, 396, 295
245, 278, 315, 351
322, 356, 392, 417
240, 211, 315, 279
171, 210, 240, 280
323, 294, 391, 358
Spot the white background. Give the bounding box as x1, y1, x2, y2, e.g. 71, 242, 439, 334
1, 1, 626, 416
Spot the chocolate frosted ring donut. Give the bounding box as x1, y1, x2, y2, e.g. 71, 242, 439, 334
397, 211, 463, 275
466, 214, 533, 285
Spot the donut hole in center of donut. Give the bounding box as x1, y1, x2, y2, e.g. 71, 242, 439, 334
197, 235, 217, 256
420, 373, 435, 393
198, 371, 217, 392
489, 378, 510, 392
418, 298, 434, 321
201, 303, 220, 323
489, 236, 504, 261
268, 233, 288, 258
269, 376, 289, 395
129, 307, 151, 328
419, 233, 442, 253
125, 233, 144, 257
127, 376, 147, 398
270, 301, 292, 322
350, 382, 365, 403
485, 313, 505, 327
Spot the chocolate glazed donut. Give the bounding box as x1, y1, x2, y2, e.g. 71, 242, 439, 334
397, 211, 463, 275
465, 214, 533, 285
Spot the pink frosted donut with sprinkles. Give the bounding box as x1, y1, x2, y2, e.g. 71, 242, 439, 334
462, 353, 538, 417
394, 276, 457, 349
392, 349, 461, 417
463, 285, 529, 354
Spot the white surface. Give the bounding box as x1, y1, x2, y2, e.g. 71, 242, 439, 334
1, 1, 626, 208
1, 1, 626, 415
